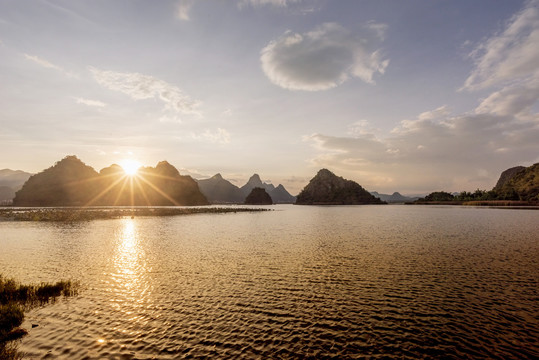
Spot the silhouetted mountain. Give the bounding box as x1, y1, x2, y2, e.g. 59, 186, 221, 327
13, 156, 208, 206
244, 187, 273, 205
494, 163, 539, 201
240, 174, 275, 196
296, 169, 385, 205
196, 173, 244, 204
13, 156, 101, 206
370, 191, 419, 203
269, 184, 296, 204
0, 169, 33, 188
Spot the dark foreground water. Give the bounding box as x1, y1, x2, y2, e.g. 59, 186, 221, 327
1, 205, 537, 359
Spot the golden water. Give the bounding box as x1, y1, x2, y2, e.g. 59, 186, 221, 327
1, 205, 537, 359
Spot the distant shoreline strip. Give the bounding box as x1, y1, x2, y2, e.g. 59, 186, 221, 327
0, 207, 271, 222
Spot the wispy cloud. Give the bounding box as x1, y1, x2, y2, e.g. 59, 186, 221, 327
176, 0, 193, 21
191, 128, 231, 144
74, 97, 106, 107
24, 54, 77, 78
260, 22, 389, 91
89, 67, 201, 116
239, 0, 301, 8
462, 0, 539, 91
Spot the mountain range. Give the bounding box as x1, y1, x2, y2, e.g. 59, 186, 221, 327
370, 191, 420, 203
0, 169, 33, 202
196, 173, 296, 204
13, 156, 208, 206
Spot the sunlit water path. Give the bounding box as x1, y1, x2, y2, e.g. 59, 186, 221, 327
1, 205, 537, 359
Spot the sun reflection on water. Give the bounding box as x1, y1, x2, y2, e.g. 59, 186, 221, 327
112, 218, 151, 301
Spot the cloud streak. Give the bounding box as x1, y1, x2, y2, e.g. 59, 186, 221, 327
191, 128, 231, 144
462, 0, 539, 91
89, 67, 201, 116
260, 22, 389, 91
24, 54, 76, 78
74, 97, 106, 107
239, 0, 301, 8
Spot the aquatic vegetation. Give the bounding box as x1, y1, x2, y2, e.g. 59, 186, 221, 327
0, 207, 270, 222
0, 275, 78, 359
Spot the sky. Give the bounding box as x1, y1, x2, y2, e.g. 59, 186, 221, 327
1, 0, 538, 195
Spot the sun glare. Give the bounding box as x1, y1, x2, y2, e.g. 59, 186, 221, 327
120, 159, 142, 176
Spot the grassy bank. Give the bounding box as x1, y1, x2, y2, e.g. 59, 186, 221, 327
0, 207, 270, 222
0, 275, 78, 359
407, 200, 538, 207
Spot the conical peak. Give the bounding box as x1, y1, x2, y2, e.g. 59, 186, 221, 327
316, 168, 335, 177
212, 173, 223, 180
249, 174, 262, 182
155, 161, 180, 176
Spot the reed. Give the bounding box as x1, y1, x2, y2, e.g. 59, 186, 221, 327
0, 275, 78, 359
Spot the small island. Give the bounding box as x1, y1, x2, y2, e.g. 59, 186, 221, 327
244, 187, 273, 205
295, 169, 385, 205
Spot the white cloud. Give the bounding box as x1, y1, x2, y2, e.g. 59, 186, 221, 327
418, 105, 451, 121
74, 97, 106, 107
260, 22, 389, 91
191, 128, 231, 144
24, 54, 77, 78
176, 0, 193, 21
462, 0, 539, 91
475, 78, 539, 120
89, 67, 201, 116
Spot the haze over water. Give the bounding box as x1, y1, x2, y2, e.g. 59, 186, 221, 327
1, 205, 537, 359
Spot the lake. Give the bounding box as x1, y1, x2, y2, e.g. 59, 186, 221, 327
1, 205, 537, 359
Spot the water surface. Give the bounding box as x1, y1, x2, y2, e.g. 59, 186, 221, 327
1, 205, 537, 359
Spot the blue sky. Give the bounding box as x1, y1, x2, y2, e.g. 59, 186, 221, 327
1, 0, 537, 194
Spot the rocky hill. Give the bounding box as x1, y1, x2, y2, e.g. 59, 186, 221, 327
269, 184, 296, 204
494, 163, 539, 201
13, 156, 208, 206
196, 173, 244, 204
240, 174, 275, 196
244, 187, 273, 205
296, 169, 385, 205
197, 173, 295, 204
13, 156, 101, 206
493, 166, 526, 190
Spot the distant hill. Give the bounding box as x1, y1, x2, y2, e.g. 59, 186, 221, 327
196, 174, 244, 204
244, 187, 273, 205
495, 163, 539, 201
197, 173, 295, 204
0, 186, 16, 202
0, 169, 33, 201
269, 184, 296, 204
370, 191, 419, 203
296, 169, 385, 205
0, 169, 33, 189
13, 156, 208, 206
240, 174, 275, 196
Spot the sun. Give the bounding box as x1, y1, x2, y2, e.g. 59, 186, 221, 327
119, 159, 142, 176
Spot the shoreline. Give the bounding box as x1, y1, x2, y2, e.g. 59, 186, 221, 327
0, 207, 271, 222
